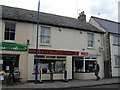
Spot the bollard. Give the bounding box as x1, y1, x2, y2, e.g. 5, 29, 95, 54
50, 72, 54, 82
64, 70, 68, 82
39, 69, 43, 83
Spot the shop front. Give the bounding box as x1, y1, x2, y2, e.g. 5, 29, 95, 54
28, 49, 79, 81
73, 52, 103, 80
28, 49, 104, 81
0, 43, 28, 82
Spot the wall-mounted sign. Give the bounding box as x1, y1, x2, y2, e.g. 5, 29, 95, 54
99, 46, 104, 52
0, 43, 27, 51
80, 52, 101, 56
29, 49, 79, 55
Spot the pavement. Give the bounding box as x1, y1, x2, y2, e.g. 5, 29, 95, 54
2, 77, 120, 89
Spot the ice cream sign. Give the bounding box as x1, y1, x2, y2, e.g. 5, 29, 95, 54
0, 43, 27, 51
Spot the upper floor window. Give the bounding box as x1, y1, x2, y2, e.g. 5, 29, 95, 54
113, 36, 120, 45
40, 26, 51, 44
87, 33, 94, 48
114, 56, 120, 67
4, 22, 16, 41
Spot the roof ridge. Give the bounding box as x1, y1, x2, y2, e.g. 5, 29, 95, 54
91, 16, 120, 24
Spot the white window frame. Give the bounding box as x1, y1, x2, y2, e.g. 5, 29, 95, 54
87, 33, 94, 48
4, 22, 16, 42
114, 56, 120, 67
113, 36, 120, 45
40, 26, 51, 45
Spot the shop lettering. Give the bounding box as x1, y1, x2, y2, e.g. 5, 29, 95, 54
80, 52, 101, 56
0, 43, 27, 51
29, 49, 79, 55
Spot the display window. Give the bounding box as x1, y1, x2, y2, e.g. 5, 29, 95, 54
34, 55, 66, 73
85, 61, 95, 72
74, 56, 97, 73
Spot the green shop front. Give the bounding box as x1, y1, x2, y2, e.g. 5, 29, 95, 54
0, 43, 28, 82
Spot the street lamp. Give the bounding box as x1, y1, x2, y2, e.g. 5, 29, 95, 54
35, 0, 40, 84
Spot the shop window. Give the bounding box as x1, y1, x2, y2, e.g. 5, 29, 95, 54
34, 55, 45, 58
34, 60, 65, 73
40, 26, 51, 44
74, 57, 97, 73
75, 60, 83, 72
57, 56, 66, 59
2, 54, 19, 72
46, 56, 56, 58
85, 61, 95, 72
4, 22, 16, 41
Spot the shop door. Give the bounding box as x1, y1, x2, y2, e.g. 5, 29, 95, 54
2, 54, 19, 72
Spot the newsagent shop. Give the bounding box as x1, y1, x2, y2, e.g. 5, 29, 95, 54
27, 49, 104, 81
0, 43, 28, 82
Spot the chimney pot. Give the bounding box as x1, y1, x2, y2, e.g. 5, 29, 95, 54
78, 11, 86, 22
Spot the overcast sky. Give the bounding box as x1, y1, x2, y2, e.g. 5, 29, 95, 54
0, 0, 119, 22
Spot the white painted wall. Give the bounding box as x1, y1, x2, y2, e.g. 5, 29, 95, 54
110, 35, 120, 77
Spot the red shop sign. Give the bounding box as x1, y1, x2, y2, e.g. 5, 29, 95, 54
28, 49, 79, 55
80, 52, 101, 56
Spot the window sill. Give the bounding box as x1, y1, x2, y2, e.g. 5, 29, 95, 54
114, 66, 120, 68
40, 43, 52, 46
87, 47, 95, 50
113, 44, 120, 46
74, 72, 94, 73
3, 40, 16, 43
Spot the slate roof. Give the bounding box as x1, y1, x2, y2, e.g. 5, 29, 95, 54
1, 5, 103, 33
91, 16, 120, 34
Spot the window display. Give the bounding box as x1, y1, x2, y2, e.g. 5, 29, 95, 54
34, 60, 65, 73
75, 61, 83, 72
74, 56, 97, 73
85, 61, 95, 72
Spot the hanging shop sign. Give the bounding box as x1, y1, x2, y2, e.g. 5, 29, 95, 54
28, 49, 79, 55
99, 46, 104, 52
80, 52, 101, 56
0, 43, 27, 51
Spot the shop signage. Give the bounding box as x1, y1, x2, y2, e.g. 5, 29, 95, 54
0, 43, 27, 51
80, 52, 101, 56
29, 49, 79, 55
99, 46, 104, 52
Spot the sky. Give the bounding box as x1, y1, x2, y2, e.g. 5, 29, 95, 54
0, 0, 119, 22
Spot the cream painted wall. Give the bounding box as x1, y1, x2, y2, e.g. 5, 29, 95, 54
2, 20, 31, 45
27, 54, 34, 80
74, 73, 95, 80
28, 25, 103, 54
66, 56, 72, 79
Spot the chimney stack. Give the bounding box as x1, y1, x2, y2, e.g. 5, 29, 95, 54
78, 11, 86, 22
